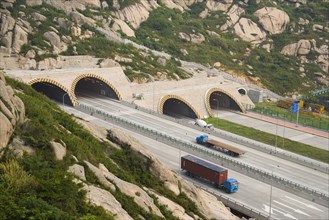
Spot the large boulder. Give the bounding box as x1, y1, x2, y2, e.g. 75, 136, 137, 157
83, 184, 134, 219
178, 32, 205, 44
0, 71, 25, 149
37, 57, 62, 70
69, 11, 95, 26
78, 0, 101, 9
44, 0, 101, 12
160, 0, 184, 11
44, 31, 61, 49
68, 164, 86, 181
31, 12, 47, 21
11, 24, 28, 53
190, 33, 205, 44
50, 141, 66, 160
26, 0, 42, 7
148, 190, 194, 220
281, 40, 311, 56
8, 137, 35, 158
18, 56, 37, 70
1, 0, 16, 8
254, 7, 290, 35
0, 112, 13, 149
220, 4, 245, 31
2, 31, 13, 48
113, 0, 159, 29
0, 13, 16, 36
85, 161, 164, 218
206, 0, 233, 12
160, 0, 200, 11
112, 19, 135, 37
43, 31, 67, 53
233, 18, 266, 43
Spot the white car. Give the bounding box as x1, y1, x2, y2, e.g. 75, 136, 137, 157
195, 119, 213, 129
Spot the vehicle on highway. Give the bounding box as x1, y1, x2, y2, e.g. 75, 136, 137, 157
195, 119, 213, 129
196, 135, 245, 157
181, 155, 238, 193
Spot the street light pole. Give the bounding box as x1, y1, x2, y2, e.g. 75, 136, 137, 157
147, 74, 155, 112
62, 93, 68, 109
213, 99, 219, 127
275, 118, 278, 154
296, 104, 300, 127
269, 171, 273, 219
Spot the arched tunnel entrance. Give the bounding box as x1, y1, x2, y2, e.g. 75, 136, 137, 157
32, 82, 73, 106
163, 98, 198, 119
75, 77, 119, 100
210, 91, 242, 112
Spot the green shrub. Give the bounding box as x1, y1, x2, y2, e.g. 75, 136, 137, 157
0, 159, 38, 192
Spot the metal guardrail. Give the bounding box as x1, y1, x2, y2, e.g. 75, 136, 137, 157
202, 186, 269, 220
214, 129, 329, 174
120, 100, 329, 174
77, 104, 329, 208
252, 107, 329, 131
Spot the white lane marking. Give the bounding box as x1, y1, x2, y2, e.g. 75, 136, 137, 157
285, 196, 324, 212
274, 200, 310, 216
263, 204, 298, 220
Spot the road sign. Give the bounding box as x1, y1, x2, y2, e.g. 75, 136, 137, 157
291, 103, 299, 113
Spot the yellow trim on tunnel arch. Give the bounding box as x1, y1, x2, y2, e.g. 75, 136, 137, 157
159, 94, 201, 119
27, 78, 77, 106
205, 88, 246, 117
71, 73, 122, 101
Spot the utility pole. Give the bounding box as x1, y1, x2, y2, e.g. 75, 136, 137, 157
213, 99, 219, 127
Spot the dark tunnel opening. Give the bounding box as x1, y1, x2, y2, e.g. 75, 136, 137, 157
210, 92, 242, 112
163, 98, 197, 119
32, 82, 73, 106
75, 77, 119, 100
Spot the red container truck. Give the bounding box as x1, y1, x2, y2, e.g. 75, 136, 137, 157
181, 155, 238, 193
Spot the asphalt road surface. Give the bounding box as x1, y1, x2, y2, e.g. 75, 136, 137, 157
64, 95, 329, 220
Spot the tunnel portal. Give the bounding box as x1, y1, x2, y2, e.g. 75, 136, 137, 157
75, 77, 119, 100
210, 91, 242, 112
32, 82, 73, 106
163, 98, 198, 119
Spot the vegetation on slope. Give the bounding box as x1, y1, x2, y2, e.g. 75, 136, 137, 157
134, 3, 328, 94
67, 34, 191, 81
3, 0, 329, 94
0, 78, 202, 219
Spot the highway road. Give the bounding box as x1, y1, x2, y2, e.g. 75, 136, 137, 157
70, 97, 329, 219
65, 105, 329, 220
78, 94, 329, 195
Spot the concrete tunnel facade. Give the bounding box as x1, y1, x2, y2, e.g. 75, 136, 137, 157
6, 67, 255, 119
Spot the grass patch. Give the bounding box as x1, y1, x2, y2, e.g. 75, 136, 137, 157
204, 117, 329, 164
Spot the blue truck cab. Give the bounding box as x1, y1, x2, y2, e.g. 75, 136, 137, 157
196, 135, 208, 144
223, 178, 239, 193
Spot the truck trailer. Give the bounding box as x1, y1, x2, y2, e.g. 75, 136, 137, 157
196, 135, 245, 157
181, 155, 238, 193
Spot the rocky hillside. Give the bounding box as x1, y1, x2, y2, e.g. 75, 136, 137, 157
0, 71, 240, 219
0, 0, 328, 94
0, 71, 24, 149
